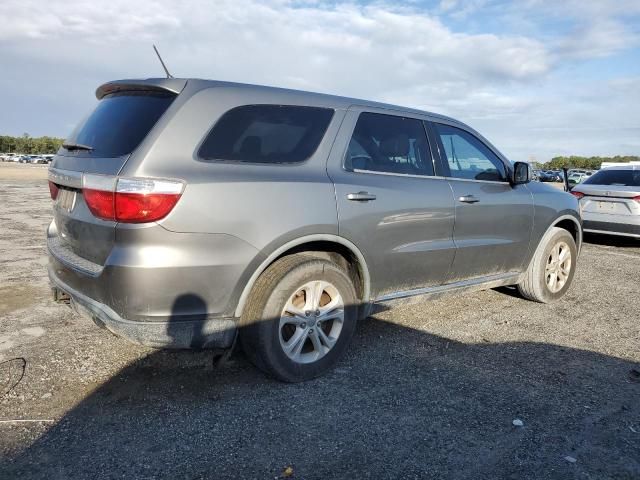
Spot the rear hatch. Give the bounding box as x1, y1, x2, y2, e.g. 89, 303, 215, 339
574, 169, 640, 217
49, 80, 183, 267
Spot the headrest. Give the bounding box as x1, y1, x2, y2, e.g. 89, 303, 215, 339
379, 134, 409, 157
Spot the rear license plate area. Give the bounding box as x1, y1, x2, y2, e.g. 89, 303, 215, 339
597, 201, 616, 212
56, 188, 77, 212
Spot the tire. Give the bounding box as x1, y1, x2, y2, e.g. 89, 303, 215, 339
517, 227, 577, 303
239, 254, 358, 382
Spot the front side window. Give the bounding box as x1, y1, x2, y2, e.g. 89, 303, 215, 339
434, 124, 506, 182
345, 112, 434, 176
198, 105, 334, 164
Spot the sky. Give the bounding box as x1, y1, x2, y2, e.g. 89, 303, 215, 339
0, 0, 639, 162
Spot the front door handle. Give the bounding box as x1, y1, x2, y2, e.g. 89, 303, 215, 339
347, 191, 377, 202
458, 195, 479, 204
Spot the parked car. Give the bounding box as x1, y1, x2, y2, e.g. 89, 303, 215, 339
568, 172, 589, 186
539, 170, 562, 182
571, 165, 640, 238
47, 78, 582, 381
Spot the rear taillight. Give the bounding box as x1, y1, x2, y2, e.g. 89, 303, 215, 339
82, 174, 184, 223
48, 181, 59, 200
83, 188, 116, 220
571, 191, 584, 199
634, 195, 640, 203
115, 178, 183, 223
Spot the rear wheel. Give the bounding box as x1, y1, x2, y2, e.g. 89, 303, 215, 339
517, 227, 577, 303
239, 254, 358, 382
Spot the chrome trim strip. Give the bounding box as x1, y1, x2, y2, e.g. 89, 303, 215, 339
351, 169, 446, 180
445, 177, 510, 185
583, 228, 640, 238
48, 167, 83, 189
376, 272, 522, 304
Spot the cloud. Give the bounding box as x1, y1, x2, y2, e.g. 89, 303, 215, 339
0, 0, 638, 161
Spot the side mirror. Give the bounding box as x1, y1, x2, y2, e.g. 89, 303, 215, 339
512, 161, 531, 185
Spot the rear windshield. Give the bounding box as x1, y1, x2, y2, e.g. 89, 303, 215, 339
62, 91, 175, 157
583, 169, 640, 186
198, 105, 334, 164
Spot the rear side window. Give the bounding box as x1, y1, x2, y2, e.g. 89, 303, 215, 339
583, 169, 640, 186
198, 105, 334, 164
63, 92, 175, 157
345, 112, 434, 176
434, 123, 506, 182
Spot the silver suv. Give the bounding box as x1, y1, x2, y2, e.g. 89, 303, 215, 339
48, 78, 581, 381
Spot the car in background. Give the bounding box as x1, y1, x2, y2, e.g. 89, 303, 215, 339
539, 170, 562, 182
571, 165, 640, 238
31, 156, 49, 164
568, 172, 589, 186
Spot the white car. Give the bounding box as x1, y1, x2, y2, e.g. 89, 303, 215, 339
571, 165, 640, 238
568, 172, 588, 185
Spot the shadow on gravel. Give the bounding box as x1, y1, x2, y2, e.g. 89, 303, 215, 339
583, 232, 639, 248
2, 297, 639, 480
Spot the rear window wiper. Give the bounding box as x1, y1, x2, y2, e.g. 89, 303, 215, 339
62, 142, 94, 152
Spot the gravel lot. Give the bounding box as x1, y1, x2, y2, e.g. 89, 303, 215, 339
0, 162, 638, 479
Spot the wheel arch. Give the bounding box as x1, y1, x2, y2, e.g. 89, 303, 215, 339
551, 214, 582, 252
234, 234, 371, 318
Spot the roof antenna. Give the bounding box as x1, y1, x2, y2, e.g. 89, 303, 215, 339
153, 45, 174, 79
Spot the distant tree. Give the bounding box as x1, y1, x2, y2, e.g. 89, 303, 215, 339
0, 134, 64, 154
543, 156, 640, 170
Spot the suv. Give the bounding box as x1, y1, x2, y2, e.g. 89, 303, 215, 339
48, 78, 581, 382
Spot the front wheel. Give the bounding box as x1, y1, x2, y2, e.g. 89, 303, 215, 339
239, 254, 358, 382
517, 227, 577, 303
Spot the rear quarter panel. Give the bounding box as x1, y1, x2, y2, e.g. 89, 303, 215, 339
118, 85, 346, 314
121, 85, 344, 242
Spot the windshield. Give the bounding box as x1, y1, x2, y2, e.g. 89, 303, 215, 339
61, 91, 175, 157
583, 169, 640, 186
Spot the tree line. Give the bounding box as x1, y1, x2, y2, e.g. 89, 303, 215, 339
2, 133, 638, 168
542, 155, 639, 170
0, 134, 64, 155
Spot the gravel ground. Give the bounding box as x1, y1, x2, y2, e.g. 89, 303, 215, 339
0, 165, 638, 479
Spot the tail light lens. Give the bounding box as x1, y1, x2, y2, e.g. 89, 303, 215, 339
634, 195, 640, 203
83, 188, 116, 220
115, 178, 184, 223
48, 181, 59, 200
570, 191, 584, 199
82, 174, 184, 223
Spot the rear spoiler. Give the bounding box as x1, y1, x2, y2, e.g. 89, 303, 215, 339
96, 78, 187, 99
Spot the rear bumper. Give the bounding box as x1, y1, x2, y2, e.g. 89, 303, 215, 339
582, 212, 640, 238
47, 221, 262, 349
49, 268, 237, 349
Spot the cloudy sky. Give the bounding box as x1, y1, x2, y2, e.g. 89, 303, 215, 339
1, 0, 639, 161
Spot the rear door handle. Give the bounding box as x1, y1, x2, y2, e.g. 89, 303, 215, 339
347, 191, 377, 202
458, 195, 479, 204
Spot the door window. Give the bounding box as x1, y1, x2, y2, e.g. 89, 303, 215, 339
434, 124, 506, 182
345, 112, 434, 176
198, 105, 334, 164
